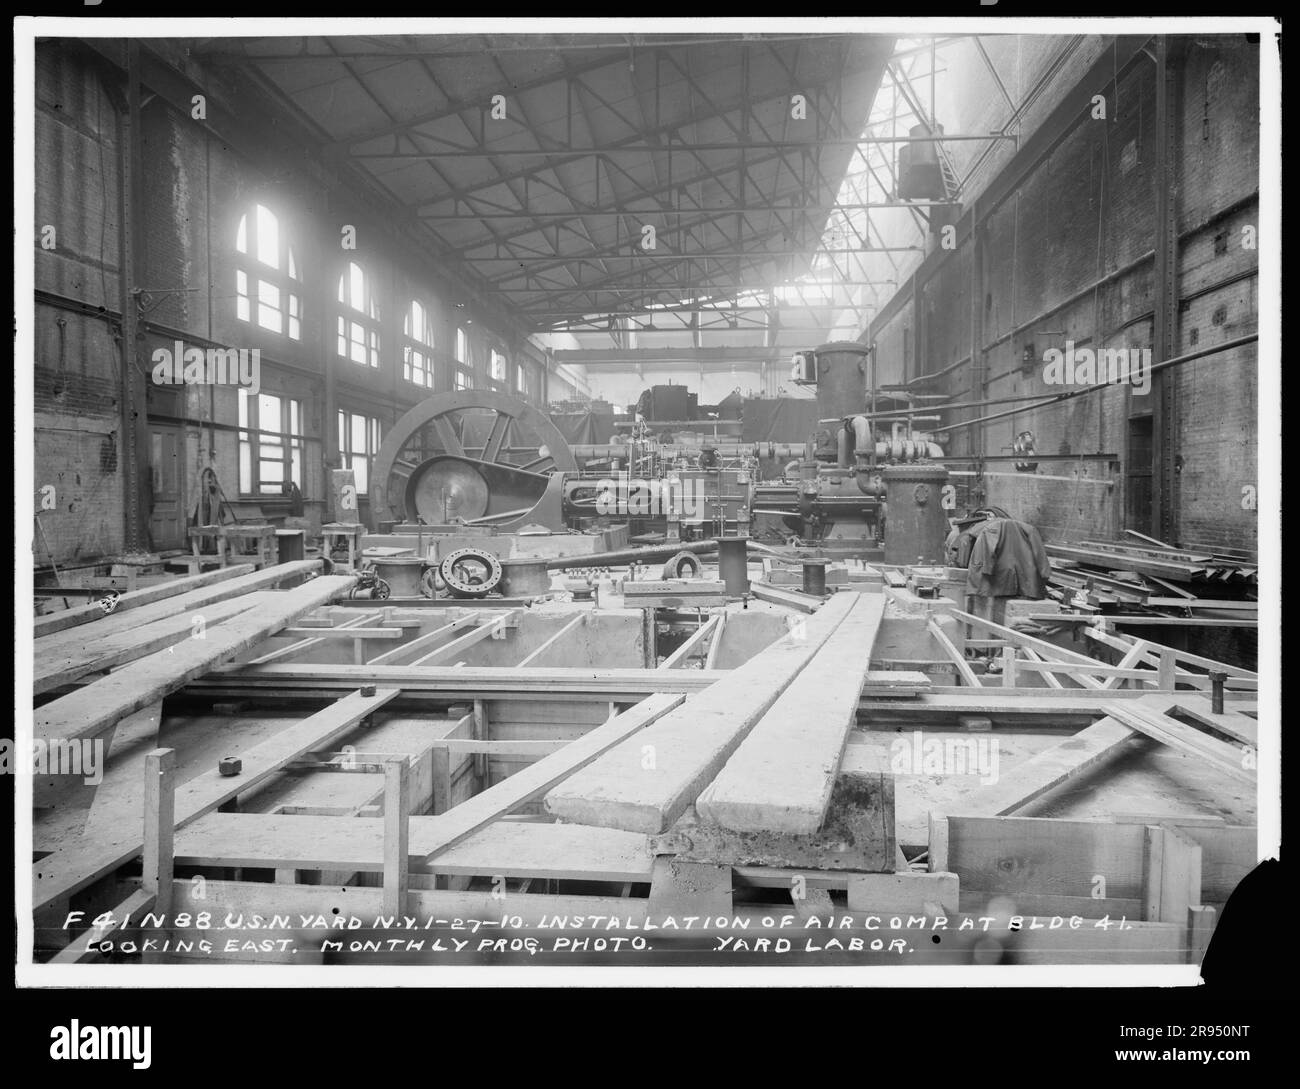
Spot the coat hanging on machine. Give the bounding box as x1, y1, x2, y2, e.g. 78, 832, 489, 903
964, 517, 1052, 601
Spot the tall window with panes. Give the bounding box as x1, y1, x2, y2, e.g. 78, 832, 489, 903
338, 410, 382, 494
337, 262, 381, 368
454, 326, 473, 390
235, 204, 301, 340
238, 389, 303, 496
404, 300, 436, 388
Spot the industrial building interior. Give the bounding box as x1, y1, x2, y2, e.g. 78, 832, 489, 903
25, 29, 1266, 972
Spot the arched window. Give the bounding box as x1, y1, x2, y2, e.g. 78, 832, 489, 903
235, 204, 301, 340
337, 261, 380, 368
403, 300, 435, 388
489, 348, 508, 386
454, 326, 472, 389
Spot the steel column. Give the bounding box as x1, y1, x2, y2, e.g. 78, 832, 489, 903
1151, 37, 1183, 543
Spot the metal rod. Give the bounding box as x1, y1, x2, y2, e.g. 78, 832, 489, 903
934, 334, 1258, 437
420, 203, 955, 219
462, 248, 922, 261
355, 136, 1017, 159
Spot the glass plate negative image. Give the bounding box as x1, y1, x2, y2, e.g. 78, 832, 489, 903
15, 18, 1277, 985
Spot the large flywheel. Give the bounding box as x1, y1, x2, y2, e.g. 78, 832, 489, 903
370, 391, 577, 529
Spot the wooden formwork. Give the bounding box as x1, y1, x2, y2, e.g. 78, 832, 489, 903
28, 560, 1258, 968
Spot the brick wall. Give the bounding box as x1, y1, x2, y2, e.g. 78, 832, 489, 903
33, 40, 554, 563
868, 36, 1258, 554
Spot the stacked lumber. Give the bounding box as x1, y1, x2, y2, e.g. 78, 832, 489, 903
1045, 538, 1256, 626
544, 592, 864, 834
695, 594, 886, 833
34, 573, 358, 755
1047, 539, 1257, 585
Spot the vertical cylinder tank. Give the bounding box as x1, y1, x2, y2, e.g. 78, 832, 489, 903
811, 341, 869, 459
898, 123, 946, 200
716, 535, 750, 596
499, 557, 553, 597
881, 463, 951, 565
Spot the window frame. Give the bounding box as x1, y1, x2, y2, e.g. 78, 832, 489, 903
235, 203, 302, 341
238, 389, 305, 497
337, 408, 383, 495
337, 262, 382, 369
403, 299, 436, 389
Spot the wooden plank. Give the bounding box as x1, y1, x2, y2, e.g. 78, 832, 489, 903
32, 563, 259, 638
199, 663, 720, 698
846, 872, 959, 913
161, 877, 644, 929
35, 575, 359, 752
1080, 540, 1214, 563
946, 814, 1252, 915
517, 614, 586, 667
1001, 645, 1018, 687
383, 758, 410, 916
248, 609, 384, 666
863, 670, 931, 694
1102, 640, 1153, 690
956, 718, 1138, 816
173, 815, 653, 882
1013, 660, 1171, 682
658, 615, 721, 669
927, 814, 949, 873
34, 562, 321, 653
430, 739, 570, 757
1021, 648, 1064, 690
703, 613, 727, 670
1045, 542, 1210, 581
927, 617, 982, 687
281, 626, 404, 640
1104, 615, 1257, 628
647, 857, 733, 916
1135, 640, 1257, 680
366, 613, 476, 666
141, 749, 176, 906
1101, 703, 1255, 783
1153, 698, 1257, 747
414, 692, 683, 864
140, 748, 176, 964
430, 821, 651, 882
34, 594, 267, 695
1188, 904, 1216, 964
750, 582, 824, 612
1143, 824, 1202, 924
545, 593, 859, 834
695, 594, 886, 833
410, 614, 515, 666
948, 815, 1148, 902
32, 687, 400, 911
952, 609, 1110, 668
